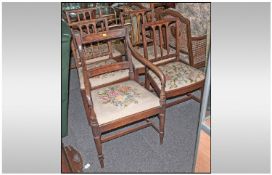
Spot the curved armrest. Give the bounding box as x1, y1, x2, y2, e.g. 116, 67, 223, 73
127, 37, 166, 101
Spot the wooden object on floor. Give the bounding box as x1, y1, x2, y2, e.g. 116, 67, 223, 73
73, 28, 166, 168
194, 131, 211, 173
61, 143, 83, 173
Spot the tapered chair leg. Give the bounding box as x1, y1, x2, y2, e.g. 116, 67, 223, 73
94, 136, 104, 168
90, 119, 104, 168
159, 112, 165, 145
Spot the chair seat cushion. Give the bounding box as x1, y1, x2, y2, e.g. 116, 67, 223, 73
148, 61, 205, 91
131, 45, 177, 69
77, 59, 129, 89
91, 80, 160, 125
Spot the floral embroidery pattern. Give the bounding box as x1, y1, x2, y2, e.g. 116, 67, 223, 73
97, 85, 140, 108
149, 62, 205, 91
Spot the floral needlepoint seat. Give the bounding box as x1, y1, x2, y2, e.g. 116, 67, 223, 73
91, 80, 160, 125
148, 61, 205, 91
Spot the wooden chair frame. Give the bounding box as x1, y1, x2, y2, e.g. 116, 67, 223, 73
161, 9, 207, 68
65, 7, 119, 29
141, 18, 205, 108
70, 18, 123, 69
73, 28, 166, 168
120, 8, 154, 47
65, 8, 97, 26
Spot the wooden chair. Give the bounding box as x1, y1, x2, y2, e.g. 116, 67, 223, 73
140, 18, 205, 108
120, 8, 154, 47
70, 18, 127, 89
161, 9, 207, 68
119, 8, 158, 82
73, 28, 166, 168
65, 7, 119, 29
65, 8, 97, 26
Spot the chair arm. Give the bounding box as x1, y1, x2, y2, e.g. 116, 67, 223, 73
127, 38, 166, 101
191, 35, 207, 55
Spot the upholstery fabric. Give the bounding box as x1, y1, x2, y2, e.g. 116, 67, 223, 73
169, 39, 190, 64
148, 61, 205, 91
132, 45, 177, 69
84, 47, 122, 65
171, 4, 210, 36
77, 58, 129, 89
91, 80, 160, 125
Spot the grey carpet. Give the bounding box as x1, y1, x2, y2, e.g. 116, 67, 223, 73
62, 68, 201, 173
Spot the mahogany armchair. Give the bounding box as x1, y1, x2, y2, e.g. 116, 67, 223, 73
161, 9, 208, 68
140, 18, 205, 108
74, 28, 166, 168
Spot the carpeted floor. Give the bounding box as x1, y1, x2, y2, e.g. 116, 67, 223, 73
62, 68, 201, 173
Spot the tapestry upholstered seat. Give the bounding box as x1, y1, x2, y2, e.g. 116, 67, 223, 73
148, 61, 205, 91
91, 80, 160, 124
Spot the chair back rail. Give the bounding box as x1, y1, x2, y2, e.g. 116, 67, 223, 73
88, 61, 130, 77
70, 18, 109, 36
65, 8, 97, 25
141, 18, 180, 63
73, 28, 134, 92
71, 18, 113, 61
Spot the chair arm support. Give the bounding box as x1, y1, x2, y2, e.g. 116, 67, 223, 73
127, 38, 166, 100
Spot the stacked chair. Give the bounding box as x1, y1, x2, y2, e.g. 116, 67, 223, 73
64, 3, 207, 168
